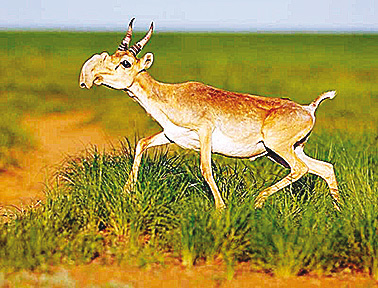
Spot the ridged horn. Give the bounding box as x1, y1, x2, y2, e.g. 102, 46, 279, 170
128, 22, 153, 57
118, 18, 135, 51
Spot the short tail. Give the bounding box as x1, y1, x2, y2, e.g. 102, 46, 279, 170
306, 91, 336, 113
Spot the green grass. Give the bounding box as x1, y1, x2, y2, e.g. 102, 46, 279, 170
0, 31, 377, 279
0, 135, 376, 278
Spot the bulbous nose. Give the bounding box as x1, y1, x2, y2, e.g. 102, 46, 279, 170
79, 54, 103, 89
79, 73, 92, 89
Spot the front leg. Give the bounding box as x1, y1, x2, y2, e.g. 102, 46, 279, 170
198, 127, 226, 210
124, 131, 171, 192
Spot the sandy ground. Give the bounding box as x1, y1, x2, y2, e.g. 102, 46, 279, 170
0, 111, 117, 206
68, 261, 377, 288
4, 261, 377, 288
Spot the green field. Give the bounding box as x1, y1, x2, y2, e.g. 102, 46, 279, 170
0, 32, 377, 280
1, 32, 377, 156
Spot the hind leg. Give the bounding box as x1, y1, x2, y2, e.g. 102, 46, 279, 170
255, 104, 314, 208
255, 146, 309, 208
295, 145, 340, 211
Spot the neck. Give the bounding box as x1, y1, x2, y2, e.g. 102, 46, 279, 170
127, 71, 168, 101
124, 71, 179, 127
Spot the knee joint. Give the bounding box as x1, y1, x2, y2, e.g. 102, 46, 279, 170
200, 165, 213, 180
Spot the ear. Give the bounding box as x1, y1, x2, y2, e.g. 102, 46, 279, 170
140, 53, 154, 70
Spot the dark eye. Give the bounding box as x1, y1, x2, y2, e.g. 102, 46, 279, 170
121, 60, 132, 68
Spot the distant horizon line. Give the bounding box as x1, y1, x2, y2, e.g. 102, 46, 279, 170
1, 24, 377, 33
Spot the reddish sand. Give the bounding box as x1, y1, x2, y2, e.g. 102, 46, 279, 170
68, 261, 377, 288
0, 111, 117, 206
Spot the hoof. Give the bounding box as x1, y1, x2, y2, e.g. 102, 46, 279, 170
123, 180, 135, 194
254, 196, 266, 209
333, 202, 341, 212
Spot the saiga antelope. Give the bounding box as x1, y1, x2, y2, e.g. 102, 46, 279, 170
79, 19, 340, 210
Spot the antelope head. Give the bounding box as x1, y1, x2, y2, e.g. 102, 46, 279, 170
79, 18, 154, 90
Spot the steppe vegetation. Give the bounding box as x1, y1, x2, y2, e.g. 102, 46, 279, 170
0, 31, 377, 285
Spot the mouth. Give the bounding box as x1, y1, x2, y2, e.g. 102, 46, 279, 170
101, 83, 117, 90
102, 83, 131, 92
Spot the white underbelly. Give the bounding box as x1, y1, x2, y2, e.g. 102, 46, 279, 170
164, 126, 200, 150
163, 125, 265, 158
211, 128, 265, 157
135, 96, 265, 158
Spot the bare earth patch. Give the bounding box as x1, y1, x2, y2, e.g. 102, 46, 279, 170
67, 261, 377, 288
0, 111, 117, 205
4, 261, 376, 288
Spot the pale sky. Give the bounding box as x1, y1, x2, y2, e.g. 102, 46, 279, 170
1, 0, 377, 31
